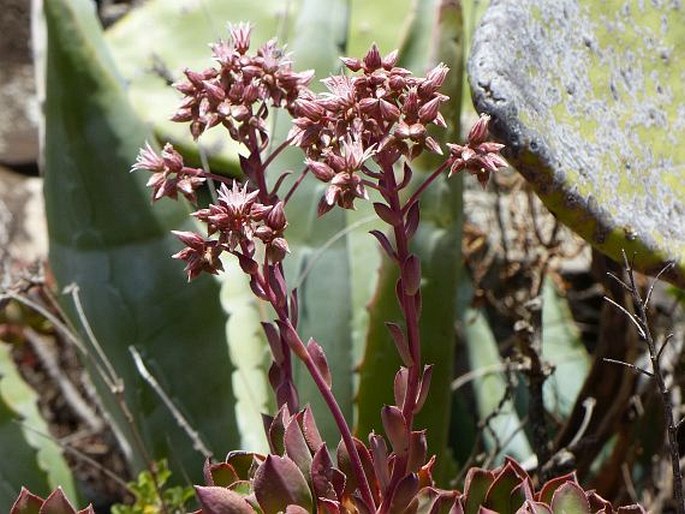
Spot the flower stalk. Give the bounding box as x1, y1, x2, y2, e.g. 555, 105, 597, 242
131, 24, 508, 512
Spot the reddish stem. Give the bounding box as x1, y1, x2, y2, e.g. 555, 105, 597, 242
378, 162, 423, 513
401, 158, 453, 215
281, 318, 377, 512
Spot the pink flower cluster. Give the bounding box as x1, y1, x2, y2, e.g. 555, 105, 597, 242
173, 181, 288, 281
130, 142, 205, 202
289, 45, 451, 214
171, 22, 314, 144
132, 24, 509, 282
448, 113, 508, 187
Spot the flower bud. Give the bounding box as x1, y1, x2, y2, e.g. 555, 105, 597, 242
468, 113, 491, 144
266, 202, 287, 231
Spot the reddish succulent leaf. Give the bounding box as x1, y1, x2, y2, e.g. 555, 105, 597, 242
401, 254, 421, 296
398, 162, 413, 189
267, 405, 290, 455
388, 473, 419, 514
226, 451, 262, 480
336, 438, 376, 501
386, 323, 412, 366
10, 488, 44, 514
77, 507, 96, 514
267, 266, 288, 308
204, 459, 240, 487
484, 462, 525, 514
413, 365, 433, 413
374, 202, 402, 226
288, 289, 299, 328
381, 405, 409, 454
537, 472, 577, 506
38, 488, 77, 514
404, 201, 420, 239
463, 468, 495, 514
370, 229, 398, 260
407, 430, 427, 473
195, 486, 255, 514
261, 322, 284, 364
253, 455, 313, 514
311, 444, 337, 501
369, 433, 391, 491
307, 338, 332, 388
586, 491, 613, 512
393, 367, 409, 406
550, 482, 591, 514
302, 406, 325, 453
284, 412, 314, 475
275, 320, 307, 360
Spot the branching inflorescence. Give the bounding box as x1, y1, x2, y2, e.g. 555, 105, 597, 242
131, 22, 507, 514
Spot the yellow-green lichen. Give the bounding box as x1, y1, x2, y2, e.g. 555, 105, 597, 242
469, 0, 685, 285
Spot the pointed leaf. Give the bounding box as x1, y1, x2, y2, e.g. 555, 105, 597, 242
284, 412, 314, 475
9, 488, 43, 514
302, 405, 325, 453
307, 339, 332, 389
336, 437, 376, 499
538, 472, 577, 506
253, 455, 313, 514
195, 486, 255, 514
40, 488, 77, 514
483, 462, 526, 514
463, 468, 495, 514
381, 405, 409, 454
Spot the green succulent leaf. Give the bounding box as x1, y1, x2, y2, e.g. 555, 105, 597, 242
463, 468, 494, 514
483, 463, 527, 514
538, 473, 578, 507
40, 0, 238, 476
550, 482, 591, 514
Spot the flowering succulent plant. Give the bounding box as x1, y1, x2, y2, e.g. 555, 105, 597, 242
14, 21, 645, 514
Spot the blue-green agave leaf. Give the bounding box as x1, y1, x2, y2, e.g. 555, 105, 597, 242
463, 309, 533, 462
40, 0, 238, 476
